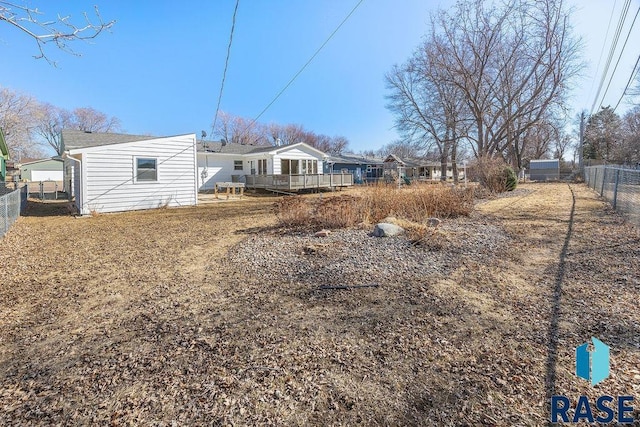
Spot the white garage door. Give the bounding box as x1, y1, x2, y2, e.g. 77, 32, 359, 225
31, 170, 63, 181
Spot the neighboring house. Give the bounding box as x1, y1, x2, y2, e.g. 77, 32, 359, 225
382, 154, 458, 182
529, 159, 560, 181
196, 140, 261, 190
19, 157, 64, 181
61, 130, 198, 215
198, 140, 350, 191
325, 153, 384, 184
0, 128, 9, 182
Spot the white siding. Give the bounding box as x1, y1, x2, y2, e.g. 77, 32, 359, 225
73, 135, 197, 215
197, 154, 247, 190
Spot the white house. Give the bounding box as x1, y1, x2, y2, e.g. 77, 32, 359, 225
61, 130, 198, 215
197, 141, 328, 190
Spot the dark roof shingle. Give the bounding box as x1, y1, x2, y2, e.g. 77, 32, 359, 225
62, 130, 164, 151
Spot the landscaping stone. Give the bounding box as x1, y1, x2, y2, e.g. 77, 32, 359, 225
373, 222, 405, 237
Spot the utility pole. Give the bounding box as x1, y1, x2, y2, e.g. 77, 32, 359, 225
579, 110, 586, 178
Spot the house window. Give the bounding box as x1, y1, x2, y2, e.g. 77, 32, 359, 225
258, 159, 267, 175
234, 160, 243, 171
135, 157, 157, 182
303, 160, 315, 174
281, 159, 289, 175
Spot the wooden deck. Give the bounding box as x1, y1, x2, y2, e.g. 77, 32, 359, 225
244, 174, 353, 192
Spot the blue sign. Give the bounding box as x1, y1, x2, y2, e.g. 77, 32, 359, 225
576, 337, 610, 386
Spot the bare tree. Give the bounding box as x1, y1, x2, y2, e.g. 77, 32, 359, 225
427, 0, 582, 169
215, 112, 351, 154
70, 107, 120, 133
32, 104, 120, 155
329, 136, 349, 155
213, 111, 268, 146
267, 123, 306, 146
0, 86, 44, 160
32, 103, 70, 155
386, 28, 473, 182
0, 2, 115, 64
377, 140, 423, 159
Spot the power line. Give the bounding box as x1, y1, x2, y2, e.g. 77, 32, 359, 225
586, 0, 617, 104
237, 0, 365, 141
597, 4, 640, 111
612, 53, 640, 112
590, 0, 632, 115
211, 0, 240, 138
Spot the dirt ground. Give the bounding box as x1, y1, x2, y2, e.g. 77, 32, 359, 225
1, 183, 639, 425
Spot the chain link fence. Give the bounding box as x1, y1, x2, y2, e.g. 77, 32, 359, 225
1, 185, 28, 239
585, 166, 640, 226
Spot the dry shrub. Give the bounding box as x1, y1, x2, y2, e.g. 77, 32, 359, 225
274, 184, 473, 230
406, 224, 450, 251
362, 184, 474, 222
468, 157, 517, 193
274, 196, 313, 227
315, 195, 362, 229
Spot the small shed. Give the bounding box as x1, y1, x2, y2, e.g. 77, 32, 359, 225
529, 159, 560, 181
62, 130, 198, 215
19, 157, 64, 181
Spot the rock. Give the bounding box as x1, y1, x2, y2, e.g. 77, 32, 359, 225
314, 229, 331, 237
427, 217, 441, 227
373, 223, 405, 237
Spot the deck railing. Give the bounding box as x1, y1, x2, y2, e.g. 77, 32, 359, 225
245, 174, 353, 190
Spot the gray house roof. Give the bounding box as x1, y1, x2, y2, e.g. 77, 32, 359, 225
197, 140, 263, 155
62, 130, 159, 151
328, 154, 385, 165
198, 140, 326, 157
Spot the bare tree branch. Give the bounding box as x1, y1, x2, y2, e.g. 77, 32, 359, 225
0, 2, 115, 65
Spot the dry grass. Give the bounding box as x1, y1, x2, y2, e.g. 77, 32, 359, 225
275, 183, 474, 230
1, 184, 639, 425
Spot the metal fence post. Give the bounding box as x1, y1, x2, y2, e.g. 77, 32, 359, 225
612, 169, 621, 209
2, 195, 7, 235
600, 167, 606, 196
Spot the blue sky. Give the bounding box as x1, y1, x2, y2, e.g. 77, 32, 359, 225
2, 0, 639, 154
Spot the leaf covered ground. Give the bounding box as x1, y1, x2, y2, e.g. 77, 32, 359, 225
0, 183, 639, 425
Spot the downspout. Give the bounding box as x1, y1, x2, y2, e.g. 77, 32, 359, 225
62, 153, 81, 212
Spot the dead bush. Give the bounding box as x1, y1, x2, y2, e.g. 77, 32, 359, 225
468, 157, 517, 193
274, 184, 473, 230
362, 184, 474, 222
314, 195, 363, 229
274, 197, 313, 228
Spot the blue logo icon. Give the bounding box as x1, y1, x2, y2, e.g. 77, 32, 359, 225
576, 337, 610, 386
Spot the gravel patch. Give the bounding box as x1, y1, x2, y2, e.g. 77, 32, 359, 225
228, 216, 511, 288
